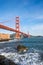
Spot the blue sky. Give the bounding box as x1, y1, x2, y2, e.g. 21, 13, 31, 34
0, 0, 43, 36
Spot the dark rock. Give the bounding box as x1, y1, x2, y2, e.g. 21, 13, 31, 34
39, 53, 43, 61
17, 45, 28, 53
0, 55, 17, 65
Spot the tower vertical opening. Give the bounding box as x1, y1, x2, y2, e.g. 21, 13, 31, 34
15, 16, 20, 39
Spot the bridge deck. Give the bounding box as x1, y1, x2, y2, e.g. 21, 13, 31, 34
0, 24, 29, 37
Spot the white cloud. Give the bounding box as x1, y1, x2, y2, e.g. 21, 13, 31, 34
33, 15, 43, 19
36, 16, 43, 19
20, 23, 43, 36
31, 24, 43, 30
30, 24, 43, 36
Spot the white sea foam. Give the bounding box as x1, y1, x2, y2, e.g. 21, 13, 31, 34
0, 47, 43, 65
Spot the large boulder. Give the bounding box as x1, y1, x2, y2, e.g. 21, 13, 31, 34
17, 45, 28, 53
0, 55, 17, 65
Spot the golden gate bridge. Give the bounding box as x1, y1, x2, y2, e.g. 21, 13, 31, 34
0, 16, 30, 39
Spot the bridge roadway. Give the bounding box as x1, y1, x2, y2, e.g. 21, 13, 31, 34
0, 24, 29, 37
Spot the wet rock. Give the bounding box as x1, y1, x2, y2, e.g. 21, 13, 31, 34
17, 45, 28, 53
0, 55, 17, 65
39, 53, 43, 61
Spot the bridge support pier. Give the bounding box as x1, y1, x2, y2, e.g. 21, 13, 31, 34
15, 17, 20, 39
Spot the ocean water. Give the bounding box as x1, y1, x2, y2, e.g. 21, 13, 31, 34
0, 37, 43, 65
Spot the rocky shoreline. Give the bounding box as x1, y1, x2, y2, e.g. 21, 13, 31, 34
0, 45, 28, 65
0, 55, 17, 65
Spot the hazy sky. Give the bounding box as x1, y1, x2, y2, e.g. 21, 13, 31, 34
0, 0, 43, 36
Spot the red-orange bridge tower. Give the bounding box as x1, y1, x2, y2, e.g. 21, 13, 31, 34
0, 16, 30, 39
15, 17, 20, 39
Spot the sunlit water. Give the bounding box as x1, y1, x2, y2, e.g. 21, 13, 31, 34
0, 37, 43, 65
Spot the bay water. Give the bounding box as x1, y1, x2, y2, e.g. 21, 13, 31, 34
0, 37, 43, 65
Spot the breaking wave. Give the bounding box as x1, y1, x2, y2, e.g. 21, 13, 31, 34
0, 47, 43, 65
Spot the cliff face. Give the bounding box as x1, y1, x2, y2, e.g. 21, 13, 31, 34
0, 33, 10, 41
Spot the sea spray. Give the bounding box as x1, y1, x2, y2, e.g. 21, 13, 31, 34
0, 47, 43, 65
